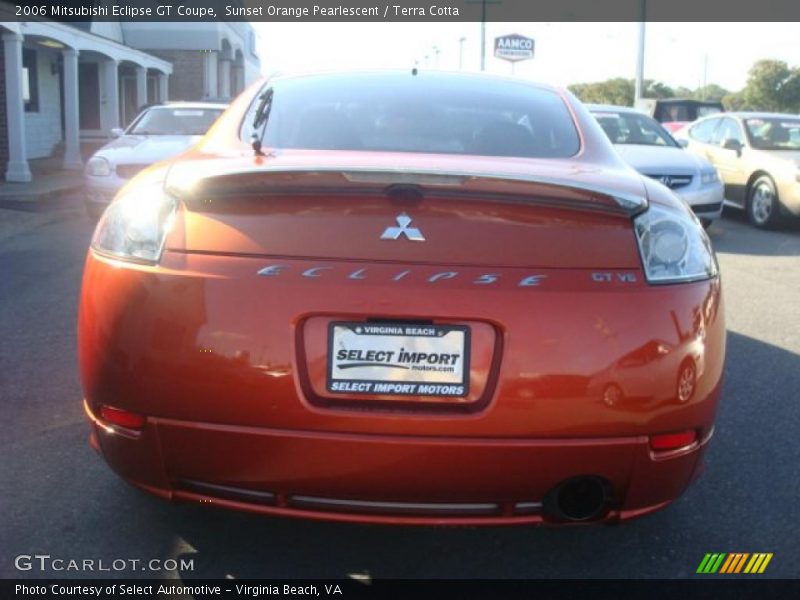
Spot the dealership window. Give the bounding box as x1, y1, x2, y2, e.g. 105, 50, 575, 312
22, 48, 39, 113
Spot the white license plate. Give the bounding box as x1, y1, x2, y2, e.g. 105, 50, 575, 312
327, 322, 470, 397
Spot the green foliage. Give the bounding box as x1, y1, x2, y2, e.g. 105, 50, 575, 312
568, 78, 635, 106
569, 59, 800, 113
739, 60, 800, 112
693, 84, 730, 102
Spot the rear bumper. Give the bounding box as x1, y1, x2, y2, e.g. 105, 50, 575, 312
79, 250, 725, 525
85, 399, 713, 525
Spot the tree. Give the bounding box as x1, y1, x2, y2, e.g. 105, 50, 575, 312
740, 60, 800, 112
722, 93, 748, 111
568, 78, 635, 106
693, 84, 730, 102
644, 80, 675, 99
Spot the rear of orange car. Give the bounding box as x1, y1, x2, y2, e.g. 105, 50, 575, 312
78, 72, 724, 525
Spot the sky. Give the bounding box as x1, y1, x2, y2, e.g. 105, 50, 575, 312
253, 22, 800, 92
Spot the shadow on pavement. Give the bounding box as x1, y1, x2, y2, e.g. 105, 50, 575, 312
708, 209, 800, 258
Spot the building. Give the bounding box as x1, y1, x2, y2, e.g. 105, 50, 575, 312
0, 19, 261, 182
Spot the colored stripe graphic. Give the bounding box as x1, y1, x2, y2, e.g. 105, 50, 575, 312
697, 553, 727, 573
699, 553, 773, 574
720, 553, 749, 573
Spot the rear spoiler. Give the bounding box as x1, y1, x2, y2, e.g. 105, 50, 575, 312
166, 164, 649, 217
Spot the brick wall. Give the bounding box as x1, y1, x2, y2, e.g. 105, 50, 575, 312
144, 49, 205, 102
0, 42, 8, 171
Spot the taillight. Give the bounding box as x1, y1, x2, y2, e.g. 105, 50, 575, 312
100, 405, 146, 430
650, 430, 697, 451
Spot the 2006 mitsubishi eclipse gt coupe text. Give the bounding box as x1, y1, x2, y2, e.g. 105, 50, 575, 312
78, 71, 725, 525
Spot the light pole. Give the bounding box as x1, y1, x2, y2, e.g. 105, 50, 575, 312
458, 36, 466, 70
466, 0, 500, 71
634, 0, 647, 103
433, 45, 440, 68
480, 1, 486, 71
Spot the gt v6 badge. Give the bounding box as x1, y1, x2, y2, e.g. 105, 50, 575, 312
381, 213, 425, 241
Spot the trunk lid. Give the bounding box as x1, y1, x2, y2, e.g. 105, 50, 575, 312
166, 151, 647, 269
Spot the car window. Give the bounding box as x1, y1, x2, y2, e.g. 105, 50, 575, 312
743, 117, 800, 151
592, 111, 679, 147
711, 118, 745, 146
655, 104, 690, 122
247, 73, 581, 159
688, 118, 721, 144
128, 107, 224, 136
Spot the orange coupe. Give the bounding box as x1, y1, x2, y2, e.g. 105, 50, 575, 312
78, 71, 724, 525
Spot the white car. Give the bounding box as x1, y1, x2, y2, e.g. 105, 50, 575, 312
588, 104, 724, 227
84, 102, 227, 218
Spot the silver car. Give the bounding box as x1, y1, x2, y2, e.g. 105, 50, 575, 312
588, 104, 724, 227
84, 102, 227, 218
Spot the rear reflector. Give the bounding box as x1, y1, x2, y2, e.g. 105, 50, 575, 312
650, 430, 697, 451
100, 405, 146, 430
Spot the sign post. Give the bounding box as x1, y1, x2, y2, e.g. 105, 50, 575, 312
494, 34, 535, 75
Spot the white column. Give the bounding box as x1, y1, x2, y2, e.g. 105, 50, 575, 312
101, 59, 120, 133
2, 32, 32, 182
157, 73, 169, 102
61, 48, 82, 169
134, 66, 147, 112
232, 66, 244, 96
218, 58, 231, 99
204, 51, 218, 98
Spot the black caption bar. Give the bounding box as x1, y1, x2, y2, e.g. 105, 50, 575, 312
4, 579, 800, 600
2, 0, 800, 22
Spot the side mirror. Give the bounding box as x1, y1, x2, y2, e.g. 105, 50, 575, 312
721, 138, 743, 155
677, 139, 689, 149
110, 128, 124, 139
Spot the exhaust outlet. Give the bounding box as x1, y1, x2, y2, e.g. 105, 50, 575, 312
545, 476, 609, 522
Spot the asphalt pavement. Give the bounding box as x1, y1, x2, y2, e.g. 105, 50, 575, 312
1, 196, 798, 580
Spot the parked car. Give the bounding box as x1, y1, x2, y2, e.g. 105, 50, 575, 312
674, 112, 800, 228
589, 104, 724, 227
79, 71, 724, 525
635, 98, 724, 133
84, 102, 227, 218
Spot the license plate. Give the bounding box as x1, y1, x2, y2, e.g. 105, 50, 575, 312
327, 322, 470, 397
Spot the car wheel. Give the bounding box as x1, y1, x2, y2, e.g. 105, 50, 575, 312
676, 360, 696, 403
747, 176, 781, 228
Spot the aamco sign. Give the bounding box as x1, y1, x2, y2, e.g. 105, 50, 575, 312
494, 34, 535, 63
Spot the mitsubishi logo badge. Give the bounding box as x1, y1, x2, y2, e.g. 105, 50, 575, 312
380, 213, 425, 241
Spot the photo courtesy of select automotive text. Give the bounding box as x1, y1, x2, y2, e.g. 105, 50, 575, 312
1, 0, 800, 598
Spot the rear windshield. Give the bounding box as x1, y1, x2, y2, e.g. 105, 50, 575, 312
246, 73, 581, 159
